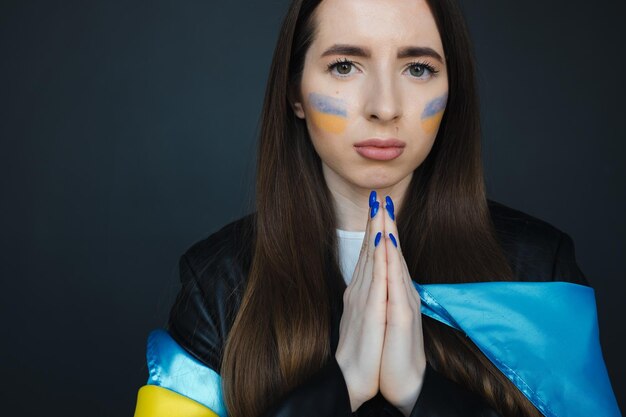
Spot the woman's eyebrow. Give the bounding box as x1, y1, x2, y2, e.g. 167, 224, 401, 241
320, 44, 444, 63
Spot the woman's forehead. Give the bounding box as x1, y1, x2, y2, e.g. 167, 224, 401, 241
312, 0, 443, 53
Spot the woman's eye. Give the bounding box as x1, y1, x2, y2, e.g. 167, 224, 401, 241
327, 60, 356, 77
409, 65, 427, 77
406, 62, 439, 79
335, 62, 353, 75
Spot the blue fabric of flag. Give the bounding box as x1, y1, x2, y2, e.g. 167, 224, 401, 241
414, 281, 621, 417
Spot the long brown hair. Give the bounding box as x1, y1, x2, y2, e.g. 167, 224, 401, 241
221, 1, 543, 416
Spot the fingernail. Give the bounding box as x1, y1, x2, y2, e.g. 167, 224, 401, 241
369, 190, 377, 208
389, 232, 398, 248
370, 201, 379, 218
374, 231, 382, 247
385, 196, 395, 221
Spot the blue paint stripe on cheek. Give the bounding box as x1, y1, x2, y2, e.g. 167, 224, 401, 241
309, 92, 348, 117
421, 92, 448, 118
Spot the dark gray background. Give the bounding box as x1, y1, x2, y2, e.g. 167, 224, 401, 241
1, 0, 623, 415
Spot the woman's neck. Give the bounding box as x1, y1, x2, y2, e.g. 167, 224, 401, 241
322, 163, 412, 231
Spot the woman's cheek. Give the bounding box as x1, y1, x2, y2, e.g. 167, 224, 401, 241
420, 91, 448, 135
308, 92, 349, 135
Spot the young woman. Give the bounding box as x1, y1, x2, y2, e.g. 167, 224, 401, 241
133, 0, 620, 416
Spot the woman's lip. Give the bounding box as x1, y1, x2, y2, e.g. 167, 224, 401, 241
354, 138, 406, 147
354, 146, 404, 161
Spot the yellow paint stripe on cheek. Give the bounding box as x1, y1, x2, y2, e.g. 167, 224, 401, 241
310, 110, 348, 134
421, 111, 444, 135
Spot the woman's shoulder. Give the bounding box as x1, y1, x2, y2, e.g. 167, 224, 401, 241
179, 212, 257, 293
167, 212, 256, 370
487, 198, 563, 252
486, 199, 589, 286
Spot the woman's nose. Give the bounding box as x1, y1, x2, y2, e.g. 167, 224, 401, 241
364, 73, 402, 123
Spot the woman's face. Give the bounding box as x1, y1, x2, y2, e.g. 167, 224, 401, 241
292, 0, 448, 192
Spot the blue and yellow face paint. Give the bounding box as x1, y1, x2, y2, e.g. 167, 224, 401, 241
421, 92, 448, 135
308, 92, 348, 134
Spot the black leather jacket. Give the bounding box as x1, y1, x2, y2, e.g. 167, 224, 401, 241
167, 199, 590, 417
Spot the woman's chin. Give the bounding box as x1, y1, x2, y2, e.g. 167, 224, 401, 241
351, 171, 411, 191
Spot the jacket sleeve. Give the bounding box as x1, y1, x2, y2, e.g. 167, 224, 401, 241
165, 252, 354, 417
407, 362, 502, 417
257, 355, 354, 417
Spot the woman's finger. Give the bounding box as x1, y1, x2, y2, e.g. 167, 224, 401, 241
383, 195, 418, 311
383, 195, 401, 254
367, 220, 387, 318
357, 191, 384, 295
382, 198, 411, 311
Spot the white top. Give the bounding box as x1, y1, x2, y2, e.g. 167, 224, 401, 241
336, 228, 366, 285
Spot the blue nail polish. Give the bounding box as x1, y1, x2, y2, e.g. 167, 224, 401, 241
385, 196, 395, 221
389, 232, 398, 248
370, 201, 379, 218
374, 231, 382, 247
369, 190, 377, 208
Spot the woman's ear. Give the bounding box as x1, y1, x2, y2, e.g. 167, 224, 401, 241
292, 101, 305, 119
288, 85, 306, 119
